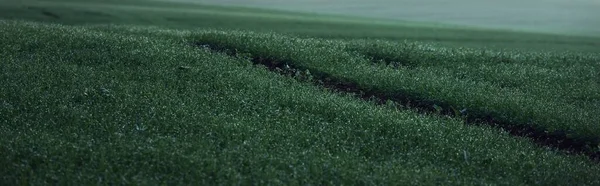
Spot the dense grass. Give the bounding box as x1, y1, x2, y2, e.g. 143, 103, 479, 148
2, 20, 600, 185
194, 31, 600, 155
1, 0, 599, 53
2, 0, 600, 184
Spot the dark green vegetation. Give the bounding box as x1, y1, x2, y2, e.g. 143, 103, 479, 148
1, 0, 600, 185
2, 19, 600, 186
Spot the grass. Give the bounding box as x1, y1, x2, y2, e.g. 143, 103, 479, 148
1, 0, 600, 185
2, 19, 600, 185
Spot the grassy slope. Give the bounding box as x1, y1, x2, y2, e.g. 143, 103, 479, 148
1, 0, 600, 184
1, 0, 599, 53
2, 19, 600, 185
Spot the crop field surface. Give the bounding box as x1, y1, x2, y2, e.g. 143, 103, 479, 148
1, 0, 600, 185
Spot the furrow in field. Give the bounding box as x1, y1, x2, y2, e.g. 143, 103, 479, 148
193, 31, 600, 160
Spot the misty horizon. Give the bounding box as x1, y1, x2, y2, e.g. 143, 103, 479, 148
166, 0, 600, 36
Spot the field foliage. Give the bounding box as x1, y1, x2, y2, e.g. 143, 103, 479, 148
1, 0, 600, 185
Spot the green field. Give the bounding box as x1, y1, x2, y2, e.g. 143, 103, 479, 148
1, 0, 600, 185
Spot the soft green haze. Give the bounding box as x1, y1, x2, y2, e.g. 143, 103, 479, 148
187, 0, 600, 37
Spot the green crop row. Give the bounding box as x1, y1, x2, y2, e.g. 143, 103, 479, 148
346, 39, 600, 105
194, 31, 600, 153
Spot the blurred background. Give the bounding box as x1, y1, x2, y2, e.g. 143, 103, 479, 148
173, 0, 600, 36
